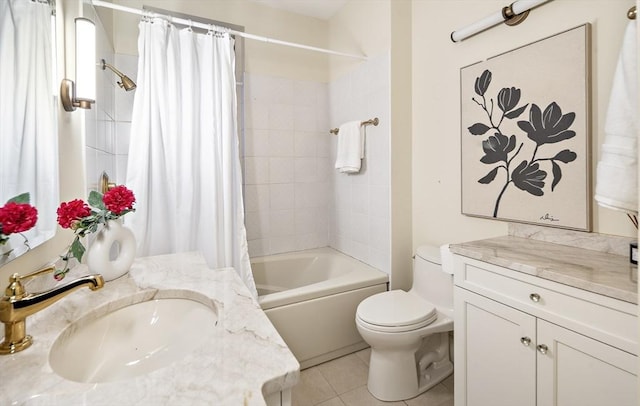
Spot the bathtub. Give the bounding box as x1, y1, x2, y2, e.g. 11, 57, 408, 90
252, 247, 388, 369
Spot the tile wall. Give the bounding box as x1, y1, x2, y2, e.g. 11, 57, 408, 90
328, 53, 391, 274
84, 9, 115, 196
243, 73, 331, 257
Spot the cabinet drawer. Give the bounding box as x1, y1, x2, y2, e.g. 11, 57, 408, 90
455, 258, 637, 355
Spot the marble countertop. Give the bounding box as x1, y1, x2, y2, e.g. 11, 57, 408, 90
0, 252, 300, 405
450, 236, 638, 304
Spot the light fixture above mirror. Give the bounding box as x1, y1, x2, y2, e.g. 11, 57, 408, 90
60, 17, 96, 111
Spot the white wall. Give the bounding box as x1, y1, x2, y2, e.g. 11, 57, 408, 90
84, 5, 116, 195
328, 53, 391, 274
412, 0, 638, 250
244, 73, 331, 256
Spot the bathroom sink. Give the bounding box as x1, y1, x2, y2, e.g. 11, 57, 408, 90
49, 292, 217, 383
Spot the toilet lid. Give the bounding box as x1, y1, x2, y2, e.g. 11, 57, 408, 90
357, 290, 437, 329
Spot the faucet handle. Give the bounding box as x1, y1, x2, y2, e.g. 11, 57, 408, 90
4, 266, 56, 299
18, 265, 57, 281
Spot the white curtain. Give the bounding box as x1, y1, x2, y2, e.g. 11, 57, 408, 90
0, 0, 58, 248
126, 19, 256, 297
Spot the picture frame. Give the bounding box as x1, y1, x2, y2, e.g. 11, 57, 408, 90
460, 24, 592, 231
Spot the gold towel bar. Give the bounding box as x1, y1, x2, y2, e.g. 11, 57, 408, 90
629, 6, 636, 20
330, 117, 379, 135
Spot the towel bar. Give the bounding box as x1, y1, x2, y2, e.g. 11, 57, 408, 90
330, 117, 379, 135
629, 6, 636, 20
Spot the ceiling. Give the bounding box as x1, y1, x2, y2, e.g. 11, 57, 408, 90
247, 0, 348, 20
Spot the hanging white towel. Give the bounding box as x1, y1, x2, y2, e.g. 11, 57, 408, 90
334, 121, 364, 173
594, 21, 638, 214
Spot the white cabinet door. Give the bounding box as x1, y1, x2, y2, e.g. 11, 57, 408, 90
455, 288, 537, 406
536, 320, 637, 406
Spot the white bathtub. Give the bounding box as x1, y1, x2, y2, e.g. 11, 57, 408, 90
252, 247, 388, 369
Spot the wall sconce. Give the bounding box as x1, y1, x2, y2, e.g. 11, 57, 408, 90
60, 17, 96, 111
451, 0, 551, 42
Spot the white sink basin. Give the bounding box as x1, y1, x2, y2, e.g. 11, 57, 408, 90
49, 292, 217, 383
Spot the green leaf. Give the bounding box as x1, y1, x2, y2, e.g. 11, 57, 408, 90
478, 167, 499, 184
7, 192, 30, 204
468, 123, 491, 135
70, 238, 86, 262
88, 191, 106, 210
551, 161, 562, 192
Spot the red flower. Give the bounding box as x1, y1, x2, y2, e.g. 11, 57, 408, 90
0, 203, 38, 234
57, 199, 91, 229
103, 185, 136, 215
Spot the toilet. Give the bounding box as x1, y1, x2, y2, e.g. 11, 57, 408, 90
355, 245, 454, 401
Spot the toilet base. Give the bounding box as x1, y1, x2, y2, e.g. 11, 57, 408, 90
366, 332, 453, 401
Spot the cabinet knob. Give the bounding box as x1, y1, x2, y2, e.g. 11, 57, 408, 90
529, 293, 541, 302
537, 344, 548, 354
520, 337, 532, 347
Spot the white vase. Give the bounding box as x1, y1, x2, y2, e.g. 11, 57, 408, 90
86, 220, 136, 281
0, 241, 13, 257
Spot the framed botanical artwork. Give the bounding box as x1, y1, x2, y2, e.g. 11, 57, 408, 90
460, 24, 592, 231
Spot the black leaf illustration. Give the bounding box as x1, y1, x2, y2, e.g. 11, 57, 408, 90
497, 87, 521, 112
474, 70, 492, 96
551, 161, 562, 192
478, 167, 499, 184
517, 102, 576, 145
553, 149, 577, 163
468, 71, 577, 219
504, 104, 528, 119
480, 133, 516, 164
512, 160, 546, 196
468, 123, 491, 135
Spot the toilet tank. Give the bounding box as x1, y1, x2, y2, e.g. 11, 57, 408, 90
409, 245, 454, 311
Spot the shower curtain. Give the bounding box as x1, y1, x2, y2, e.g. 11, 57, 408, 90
126, 18, 257, 297
0, 0, 58, 247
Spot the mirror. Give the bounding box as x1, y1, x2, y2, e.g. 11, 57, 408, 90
0, 0, 59, 265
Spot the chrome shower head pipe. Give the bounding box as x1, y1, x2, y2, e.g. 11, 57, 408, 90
101, 59, 137, 91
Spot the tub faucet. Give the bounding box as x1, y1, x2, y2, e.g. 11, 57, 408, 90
0, 266, 104, 355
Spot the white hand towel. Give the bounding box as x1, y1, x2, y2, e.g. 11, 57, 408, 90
334, 121, 364, 173
595, 21, 638, 213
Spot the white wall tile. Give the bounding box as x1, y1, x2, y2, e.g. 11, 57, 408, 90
270, 236, 296, 254
245, 129, 270, 157
245, 211, 270, 240
270, 183, 294, 210
327, 54, 391, 271
268, 104, 294, 131
269, 130, 295, 157
243, 74, 331, 254
248, 238, 270, 257
244, 184, 270, 213
270, 210, 295, 237
115, 122, 130, 155
245, 101, 269, 130
245, 157, 270, 185
294, 131, 316, 157
269, 157, 294, 184
294, 158, 317, 183
115, 155, 128, 186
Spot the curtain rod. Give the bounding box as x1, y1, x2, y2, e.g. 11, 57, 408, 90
91, 0, 367, 60
451, 0, 552, 42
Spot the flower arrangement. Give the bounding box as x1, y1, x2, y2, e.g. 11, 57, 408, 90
0, 193, 38, 251
55, 185, 136, 280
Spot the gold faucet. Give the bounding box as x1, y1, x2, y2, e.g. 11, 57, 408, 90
0, 266, 104, 355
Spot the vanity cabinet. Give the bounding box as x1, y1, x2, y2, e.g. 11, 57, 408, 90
453, 255, 637, 406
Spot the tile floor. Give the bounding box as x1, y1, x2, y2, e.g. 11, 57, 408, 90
291, 348, 454, 406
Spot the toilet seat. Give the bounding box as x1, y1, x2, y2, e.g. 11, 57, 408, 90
356, 290, 438, 333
